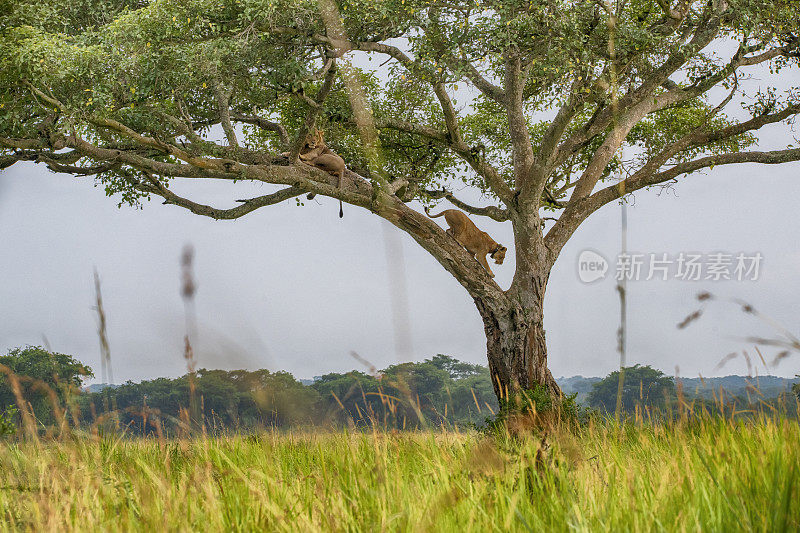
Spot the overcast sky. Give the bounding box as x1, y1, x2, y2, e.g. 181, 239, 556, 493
2, 50, 799, 384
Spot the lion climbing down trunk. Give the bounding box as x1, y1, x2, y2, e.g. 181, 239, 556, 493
425, 208, 507, 277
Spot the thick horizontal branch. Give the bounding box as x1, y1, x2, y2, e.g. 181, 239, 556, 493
639, 147, 800, 185
695, 103, 800, 146
0, 147, 79, 169
0, 137, 49, 150
5, 131, 506, 306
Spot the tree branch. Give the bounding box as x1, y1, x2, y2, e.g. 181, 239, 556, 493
654, 0, 689, 21
375, 118, 448, 142
504, 53, 537, 199
553, 14, 725, 173
350, 40, 513, 202
460, 57, 505, 102
545, 147, 800, 260
212, 81, 239, 148
5, 130, 506, 304
423, 189, 509, 221
139, 175, 305, 220
231, 114, 290, 148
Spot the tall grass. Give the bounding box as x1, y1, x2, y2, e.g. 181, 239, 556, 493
0, 416, 796, 531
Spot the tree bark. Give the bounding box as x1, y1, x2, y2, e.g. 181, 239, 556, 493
476, 294, 560, 407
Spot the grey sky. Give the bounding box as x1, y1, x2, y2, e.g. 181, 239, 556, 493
2, 153, 799, 383
2, 44, 800, 383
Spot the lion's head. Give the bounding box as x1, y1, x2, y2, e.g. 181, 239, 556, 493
490, 245, 507, 265
303, 131, 319, 151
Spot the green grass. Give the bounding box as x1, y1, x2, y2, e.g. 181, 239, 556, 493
0, 417, 797, 531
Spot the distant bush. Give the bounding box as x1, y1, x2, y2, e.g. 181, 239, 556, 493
0, 406, 17, 437
0, 345, 92, 426
587, 364, 676, 416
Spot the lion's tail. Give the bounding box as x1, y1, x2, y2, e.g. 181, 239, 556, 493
424, 206, 446, 218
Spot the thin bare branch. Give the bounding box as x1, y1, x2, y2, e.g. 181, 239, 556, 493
545, 147, 800, 260
424, 189, 509, 221
232, 114, 290, 148
140, 175, 305, 220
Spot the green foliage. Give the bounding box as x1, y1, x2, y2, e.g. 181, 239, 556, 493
2, 0, 797, 208
0, 345, 92, 425
485, 384, 585, 435
0, 406, 17, 437
310, 354, 498, 429
629, 98, 757, 167
1, 345, 793, 434
587, 364, 676, 415
500, 384, 576, 415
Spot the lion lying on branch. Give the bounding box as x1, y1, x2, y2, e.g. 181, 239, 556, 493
296, 129, 346, 218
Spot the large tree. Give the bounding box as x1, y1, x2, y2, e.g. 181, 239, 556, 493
2, 0, 799, 406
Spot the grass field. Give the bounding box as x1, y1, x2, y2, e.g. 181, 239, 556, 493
1, 416, 797, 532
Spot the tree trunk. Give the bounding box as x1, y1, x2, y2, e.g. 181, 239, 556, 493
475, 289, 561, 408
475, 210, 562, 409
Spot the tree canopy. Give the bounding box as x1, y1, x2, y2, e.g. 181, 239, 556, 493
3, 0, 798, 219
2, 0, 800, 403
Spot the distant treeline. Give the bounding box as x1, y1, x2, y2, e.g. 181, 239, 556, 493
81, 354, 499, 432
1, 346, 798, 435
